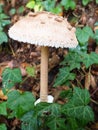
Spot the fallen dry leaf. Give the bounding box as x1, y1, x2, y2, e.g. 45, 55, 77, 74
0, 89, 7, 100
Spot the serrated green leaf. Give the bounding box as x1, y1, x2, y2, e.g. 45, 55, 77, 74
35, 102, 61, 116
62, 87, 94, 125
60, 89, 73, 99
0, 31, 8, 44
2, 68, 22, 92
61, 51, 82, 70
21, 111, 38, 130
26, 66, 35, 77
46, 115, 66, 130
54, 68, 76, 87
7, 90, 35, 118
0, 124, 7, 130
76, 26, 94, 45
82, 0, 91, 6
81, 52, 98, 68
0, 102, 7, 116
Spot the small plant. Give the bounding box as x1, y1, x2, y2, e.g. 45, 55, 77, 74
0, 4, 10, 44
54, 26, 98, 87
0, 65, 94, 129
61, 0, 76, 10
26, 0, 63, 14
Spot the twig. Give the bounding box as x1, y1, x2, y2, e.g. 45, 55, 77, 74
91, 98, 98, 105
8, 42, 16, 57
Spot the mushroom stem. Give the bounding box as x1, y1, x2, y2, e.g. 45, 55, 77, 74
40, 46, 49, 102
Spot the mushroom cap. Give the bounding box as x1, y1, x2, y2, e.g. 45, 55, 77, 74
8, 11, 78, 48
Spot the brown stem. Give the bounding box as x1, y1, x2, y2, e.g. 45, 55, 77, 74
40, 46, 49, 102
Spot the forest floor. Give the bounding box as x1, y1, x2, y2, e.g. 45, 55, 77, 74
0, 0, 98, 130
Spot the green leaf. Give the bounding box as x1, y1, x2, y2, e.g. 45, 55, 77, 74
43, 0, 55, 11
60, 89, 73, 100
0, 31, 8, 44
1, 20, 11, 27
94, 30, 98, 43
62, 87, 94, 125
94, 22, 98, 26
50, 5, 62, 14
21, 111, 38, 130
0, 4, 3, 13
0, 102, 7, 116
7, 90, 35, 118
34, 3, 43, 12
2, 68, 22, 93
54, 67, 76, 87
82, 0, 91, 6
61, 0, 76, 10
61, 51, 82, 70
17, 6, 24, 14
96, 0, 98, 3
81, 52, 98, 68
0, 23, 3, 31
0, 124, 7, 130
26, 66, 35, 77
0, 13, 9, 20
76, 26, 94, 45
26, 1, 35, 9
46, 115, 66, 130
9, 8, 16, 15
35, 103, 61, 116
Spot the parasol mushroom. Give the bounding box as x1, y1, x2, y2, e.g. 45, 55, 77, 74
8, 11, 78, 103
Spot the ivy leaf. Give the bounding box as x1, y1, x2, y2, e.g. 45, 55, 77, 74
35, 103, 64, 130
26, 66, 35, 77
0, 31, 8, 44
35, 102, 61, 116
46, 115, 66, 130
62, 87, 94, 125
0, 102, 7, 116
76, 26, 94, 45
2, 68, 22, 93
7, 90, 35, 118
50, 5, 62, 14
82, 0, 91, 6
81, 52, 98, 68
0, 124, 7, 130
65, 117, 84, 130
21, 111, 38, 130
61, 0, 76, 10
54, 68, 76, 87
61, 51, 82, 70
